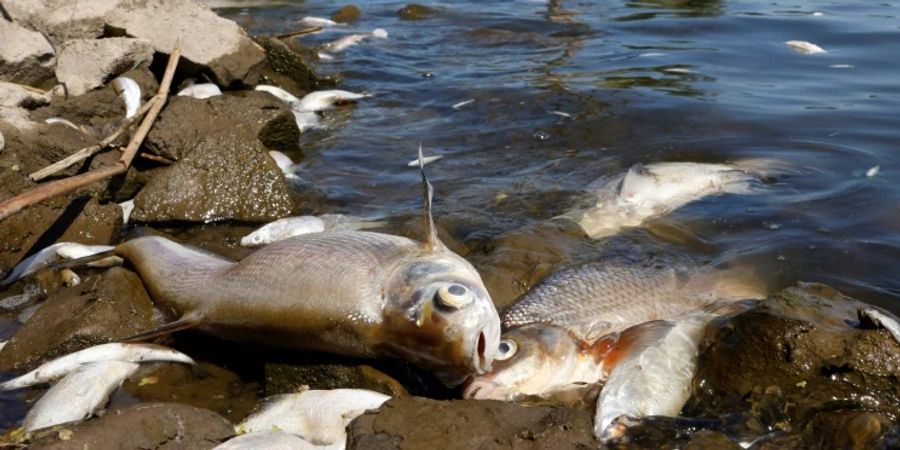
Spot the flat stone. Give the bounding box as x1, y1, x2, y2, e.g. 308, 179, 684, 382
55, 38, 154, 96
0, 20, 56, 85
0, 82, 50, 108
2, 0, 120, 42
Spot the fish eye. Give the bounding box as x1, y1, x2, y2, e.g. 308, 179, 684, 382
496, 339, 518, 361
434, 283, 474, 309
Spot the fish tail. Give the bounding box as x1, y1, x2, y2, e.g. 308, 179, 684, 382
709, 265, 768, 301
732, 158, 797, 179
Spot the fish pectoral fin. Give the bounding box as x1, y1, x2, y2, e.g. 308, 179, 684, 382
602, 320, 674, 371
120, 312, 202, 343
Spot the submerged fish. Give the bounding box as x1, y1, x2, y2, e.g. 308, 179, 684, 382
464, 256, 763, 402
23, 360, 139, 431
104, 148, 500, 384
558, 160, 781, 239
240, 214, 388, 247
0, 343, 194, 391
236, 389, 390, 446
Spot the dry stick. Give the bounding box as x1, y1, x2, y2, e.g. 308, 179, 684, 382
0, 44, 182, 222
275, 26, 322, 40
139, 152, 174, 165
29, 100, 154, 181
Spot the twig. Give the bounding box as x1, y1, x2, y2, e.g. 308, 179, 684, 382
0, 43, 182, 222
29, 100, 154, 181
139, 152, 174, 165
275, 26, 322, 40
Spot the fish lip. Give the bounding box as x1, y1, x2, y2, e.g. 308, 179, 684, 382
471, 320, 500, 375
461, 376, 493, 399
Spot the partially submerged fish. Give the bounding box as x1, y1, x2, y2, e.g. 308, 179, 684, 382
268, 150, 296, 176
111, 77, 141, 118
299, 16, 339, 27
177, 83, 223, 99
0, 242, 120, 286
859, 307, 900, 345
240, 214, 388, 247
320, 29, 388, 55
0, 343, 194, 391
236, 389, 390, 446
785, 40, 827, 54
296, 90, 371, 113
406, 154, 443, 167
464, 256, 763, 402
23, 360, 140, 431
558, 160, 781, 239
104, 148, 500, 384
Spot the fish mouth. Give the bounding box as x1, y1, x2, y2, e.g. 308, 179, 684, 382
461, 377, 504, 400
474, 330, 487, 372
471, 322, 499, 375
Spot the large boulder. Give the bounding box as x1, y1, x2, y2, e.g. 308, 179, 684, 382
0, 20, 56, 86
1, 0, 120, 42
55, 38, 154, 96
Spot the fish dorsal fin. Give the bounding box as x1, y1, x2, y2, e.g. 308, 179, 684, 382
418, 143, 443, 251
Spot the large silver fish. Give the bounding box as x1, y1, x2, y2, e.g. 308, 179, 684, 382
109, 148, 500, 385
464, 256, 763, 401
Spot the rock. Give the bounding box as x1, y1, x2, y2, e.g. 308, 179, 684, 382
105, 0, 265, 86
0, 82, 50, 109
145, 92, 300, 161
55, 38, 154, 96
265, 362, 408, 398
131, 130, 294, 222
332, 5, 362, 23
0, 20, 56, 86
29, 403, 234, 449
2, 0, 120, 42
687, 282, 900, 439
254, 36, 336, 96
397, 4, 437, 20
347, 397, 597, 449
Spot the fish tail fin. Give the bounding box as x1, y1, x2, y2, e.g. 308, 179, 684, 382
601, 320, 673, 373
418, 143, 442, 251
732, 158, 799, 179
120, 312, 202, 343
708, 264, 768, 301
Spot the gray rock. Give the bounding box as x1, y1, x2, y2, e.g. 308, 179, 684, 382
55, 38, 154, 96
0, 81, 50, 108
2, 0, 119, 42
0, 20, 56, 85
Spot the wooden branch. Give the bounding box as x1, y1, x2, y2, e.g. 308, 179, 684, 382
139, 152, 174, 165
29, 100, 154, 181
0, 44, 182, 222
275, 26, 322, 40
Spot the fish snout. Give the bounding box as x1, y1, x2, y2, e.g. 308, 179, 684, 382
472, 316, 501, 375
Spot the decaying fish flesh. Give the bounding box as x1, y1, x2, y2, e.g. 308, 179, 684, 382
111, 77, 141, 118
237, 389, 390, 447
240, 214, 388, 247
23, 360, 140, 431
558, 160, 782, 239
0, 343, 195, 391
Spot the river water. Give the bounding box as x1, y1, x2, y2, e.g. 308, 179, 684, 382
222, 0, 900, 312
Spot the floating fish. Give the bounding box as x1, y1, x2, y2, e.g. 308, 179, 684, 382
240, 214, 388, 247
213, 431, 322, 450
785, 40, 827, 54
22, 360, 140, 431
105, 147, 501, 384
320, 29, 388, 55
268, 150, 295, 176
299, 16, 339, 27
296, 90, 371, 113
0, 242, 120, 286
406, 154, 443, 167
866, 166, 880, 178
111, 77, 141, 118
177, 83, 223, 99
0, 343, 195, 391
255, 85, 302, 108
558, 160, 782, 239
859, 307, 900, 345
465, 256, 763, 403
452, 99, 474, 109
236, 389, 390, 446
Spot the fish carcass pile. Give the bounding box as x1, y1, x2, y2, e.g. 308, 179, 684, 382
0, 1, 899, 449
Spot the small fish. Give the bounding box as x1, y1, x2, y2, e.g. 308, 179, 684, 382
0, 343, 195, 391
859, 307, 900, 345
296, 90, 371, 113
464, 257, 763, 402
595, 302, 753, 441
0, 242, 119, 286
866, 165, 880, 178
111, 77, 141, 119
268, 150, 295, 175
22, 360, 140, 431
213, 431, 322, 450
406, 154, 443, 167
119, 199, 135, 224
44, 117, 82, 131
785, 40, 827, 54
452, 99, 474, 109
299, 16, 339, 27
320, 29, 388, 55
177, 83, 222, 99
255, 85, 302, 108
550, 110, 571, 118
559, 160, 781, 239
236, 389, 390, 446
240, 214, 388, 247
293, 110, 323, 132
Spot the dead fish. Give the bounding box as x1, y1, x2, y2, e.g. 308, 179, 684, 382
119, 199, 135, 224
240, 214, 388, 247
0, 343, 195, 391
23, 360, 140, 431
236, 389, 390, 446
104, 147, 500, 384
268, 150, 296, 176
464, 257, 763, 402
0, 340, 6, 351
299, 16, 339, 27
44, 117, 82, 131
859, 307, 900, 345
594, 302, 753, 441
111, 77, 141, 119
214, 431, 322, 450
0, 242, 120, 286
785, 40, 827, 54
406, 154, 443, 167
296, 90, 372, 112
254, 86, 343, 131
255, 84, 302, 107
320, 29, 388, 55
177, 83, 222, 99
452, 99, 475, 109
59, 268, 80, 287
558, 160, 782, 239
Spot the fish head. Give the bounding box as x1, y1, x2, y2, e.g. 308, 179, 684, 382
381, 251, 501, 386
462, 324, 586, 401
